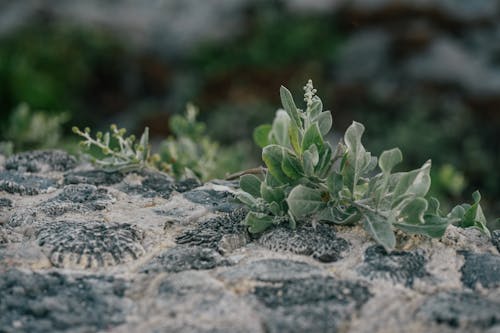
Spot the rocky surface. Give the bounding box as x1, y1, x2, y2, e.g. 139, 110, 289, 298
1, 150, 499, 333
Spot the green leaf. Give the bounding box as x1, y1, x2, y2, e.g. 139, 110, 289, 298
379, 148, 402, 175
245, 212, 274, 233
458, 191, 491, 237
315, 111, 333, 136
262, 145, 290, 184
282, 152, 303, 179
342, 121, 373, 195
303, 145, 319, 177
395, 214, 450, 238
326, 172, 343, 196
302, 123, 323, 151
399, 197, 428, 224
270, 110, 291, 147
315, 142, 333, 177
288, 122, 301, 154
287, 185, 325, 219
280, 86, 301, 127
308, 97, 322, 119
236, 191, 258, 208
317, 206, 361, 225
427, 197, 441, 216
363, 212, 396, 251
240, 174, 262, 198
260, 182, 285, 204
253, 124, 272, 148
391, 160, 432, 208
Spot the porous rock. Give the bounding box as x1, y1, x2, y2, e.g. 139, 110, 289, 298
5, 150, 76, 173
0, 269, 128, 333
0, 170, 57, 195
64, 169, 125, 186
36, 220, 145, 269
459, 251, 500, 289
358, 245, 428, 287
258, 223, 350, 262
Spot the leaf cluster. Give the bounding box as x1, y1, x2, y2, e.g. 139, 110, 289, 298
238, 81, 491, 251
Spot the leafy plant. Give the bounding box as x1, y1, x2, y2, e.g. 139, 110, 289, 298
238, 80, 491, 251
72, 124, 157, 172
157, 103, 218, 180
3, 103, 68, 151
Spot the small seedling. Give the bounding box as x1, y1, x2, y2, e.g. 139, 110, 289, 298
238, 80, 491, 251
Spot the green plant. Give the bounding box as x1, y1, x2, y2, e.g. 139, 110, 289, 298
72, 124, 156, 172
238, 80, 491, 251
3, 103, 68, 151
158, 103, 218, 180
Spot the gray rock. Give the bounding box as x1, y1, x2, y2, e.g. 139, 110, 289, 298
176, 208, 248, 250
0, 269, 128, 333
0, 170, 58, 195
218, 258, 324, 283
0, 198, 12, 208
418, 292, 500, 330
258, 223, 349, 262
492, 230, 500, 252
5, 150, 76, 173
183, 188, 240, 212
64, 169, 124, 186
460, 251, 500, 289
358, 245, 428, 287
252, 276, 371, 333
36, 220, 145, 268
140, 246, 231, 274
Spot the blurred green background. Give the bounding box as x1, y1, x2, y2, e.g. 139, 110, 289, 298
0, 0, 498, 226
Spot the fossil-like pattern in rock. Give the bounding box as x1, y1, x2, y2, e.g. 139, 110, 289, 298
36, 220, 145, 268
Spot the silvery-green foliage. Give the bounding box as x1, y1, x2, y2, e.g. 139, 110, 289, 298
239, 80, 491, 251
72, 124, 156, 172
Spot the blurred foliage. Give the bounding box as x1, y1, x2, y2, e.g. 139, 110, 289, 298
2, 103, 69, 152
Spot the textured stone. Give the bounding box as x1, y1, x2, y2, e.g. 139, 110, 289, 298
460, 251, 500, 289
64, 169, 125, 186
140, 246, 231, 273
36, 220, 145, 268
0, 171, 58, 195
252, 276, 371, 333
358, 245, 428, 287
183, 188, 240, 212
5, 150, 77, 173
176, 208, 248, 250
492, 230, 500, 252
0, 269, 127, 333
218, 259, 324, 283
258, 223, 350, 262
0, 198, 12, 208
418, 292, 500, 330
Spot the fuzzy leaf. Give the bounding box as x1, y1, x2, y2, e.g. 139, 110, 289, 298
282, 152, 303, 179
271, 110, 291, 147
253, 124, 272, 148
303, 145, 319, 177
379, 148, 402, 175
315, 142, 333, 177
262, 145, 290, 184
288, 123, 301, 154
458, 191, 490, 237
302, 123, 323, 151
240, 174, 262, 198
308, 97, 322, 119
287, 185, 325, 219
343, 121, 373, 195
395, 214, 450, 238
260, 182, 285, 204
245, 212, 274, 233
315, 111, 333, 136
236, 191, 258, 208
280, 86, 301, 127
326, 172, 343, 196
399, 197, 428, 224
363, 212, 396, 251
391, 160, 431, 208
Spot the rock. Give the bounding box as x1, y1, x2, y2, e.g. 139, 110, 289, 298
459, 251, 500, 289
418, 292, 500, 331
492, 230, 500, 252
358, 245, 428, 287
36, 220, 145, 269
64, 169, 125, 186
140, 246, 231, 273
258, 223, 350, 262
5, 150, 76, 173
0, 170, 58, 195
0, 150, 498, 332
0, 269, 128, 333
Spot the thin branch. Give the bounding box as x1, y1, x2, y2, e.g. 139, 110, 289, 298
225, 166, 267, 180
